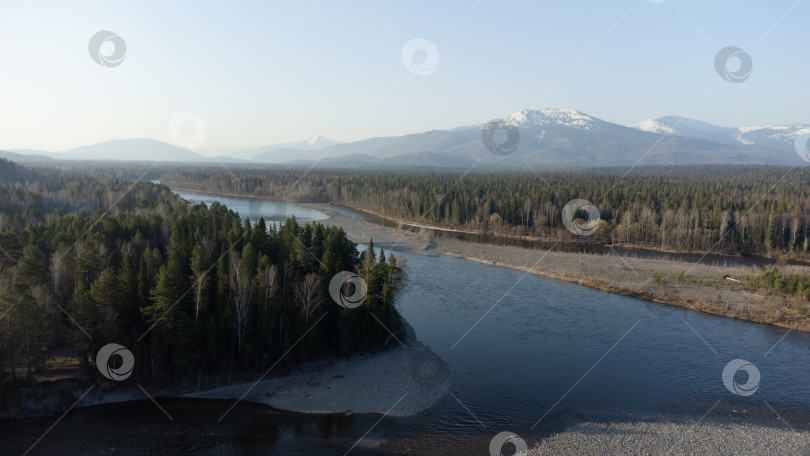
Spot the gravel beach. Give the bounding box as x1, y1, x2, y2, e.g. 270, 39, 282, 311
179, 341, 449, 417
529, 419, 809, 455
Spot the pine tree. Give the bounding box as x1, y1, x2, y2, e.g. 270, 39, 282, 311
118, 254, 140, 342
13, 291, 52, 374
66, 283, 97, 371
16, 245, 49, 288
89, 268, 122, 343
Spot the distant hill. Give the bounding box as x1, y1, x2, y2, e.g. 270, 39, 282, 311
282, 151, 476, 168
738, 125, 810, 153
1, 150, 55, 163
4, 110, 808, 167
632, 116, 810, 154
278, 108, 802, 167
230, 136, 341, 161
62, 138, 207, 162
0, 157, 41, 182
251, 137, 394, 163
7, 139, 209, 163
630, 116, 741, 145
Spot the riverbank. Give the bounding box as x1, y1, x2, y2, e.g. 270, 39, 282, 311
330, 202, 810, 264
173, 313, 448, 417
305, 202, 810, 333
180, 341, 448, 417
528, 417, 809, 455
1, 295, 448, 421
3, 342, 448, 421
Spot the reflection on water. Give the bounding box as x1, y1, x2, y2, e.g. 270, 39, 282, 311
174, 190, 328, 224
4, 192, 809, 455
0, 399, 371, 456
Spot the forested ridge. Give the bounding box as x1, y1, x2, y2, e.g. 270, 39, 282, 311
163, 165, 810, 259
0, 159, 404, 398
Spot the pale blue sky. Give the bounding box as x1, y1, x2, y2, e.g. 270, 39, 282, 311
0, 0, 807, 151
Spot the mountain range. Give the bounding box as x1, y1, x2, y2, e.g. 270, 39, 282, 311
4, 109, 809, 168
629, 116, 810, 154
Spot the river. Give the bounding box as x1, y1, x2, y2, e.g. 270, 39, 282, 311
4, 190, 809, 455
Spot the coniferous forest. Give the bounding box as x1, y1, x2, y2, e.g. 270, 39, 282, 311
163, 165, 810, 260
0, 159, 404, 394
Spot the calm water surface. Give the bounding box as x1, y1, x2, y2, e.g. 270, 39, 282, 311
4, 190, 809, 455
173, 190, 328, 224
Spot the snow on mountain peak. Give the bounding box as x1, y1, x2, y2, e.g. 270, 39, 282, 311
739, 124, 810, 136
297, 136, 339, 148
739, 125, 790, 133
630, 116, 810, 151
631, 119, 675, 135
738, 124, 810, 144
506, 108, 603, 130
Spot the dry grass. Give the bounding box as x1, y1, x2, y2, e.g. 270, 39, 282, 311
36, 355, 80, 382
436, 237, 810, 332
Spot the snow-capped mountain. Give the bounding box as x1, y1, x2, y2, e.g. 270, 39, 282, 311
630, 116, 740, 145
506, 108, 605, 131
632, 118, 676, 135
6, 109, 807, 167
631, 116, 810, 153
738, 125, 810, 152
272, 108, 802, 167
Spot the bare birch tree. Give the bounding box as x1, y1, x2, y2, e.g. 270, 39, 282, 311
296, 272, 323, 323
229, 251, 254, 355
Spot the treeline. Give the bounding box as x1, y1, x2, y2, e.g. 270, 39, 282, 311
0, 157, 183, 231
0, 158, 40, 183
746, 267, 810, 301
162, 165, 810, 259
0, 160, 404, 389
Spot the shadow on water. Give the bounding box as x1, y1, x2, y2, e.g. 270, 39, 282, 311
0, 398, 376, 456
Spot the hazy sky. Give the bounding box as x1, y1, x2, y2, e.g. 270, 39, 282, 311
0, 0, 807, 151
